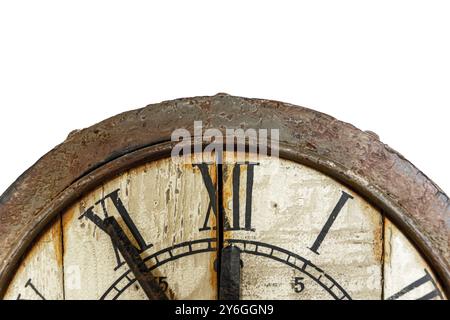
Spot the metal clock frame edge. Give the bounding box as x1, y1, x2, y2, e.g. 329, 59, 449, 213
0, 93, 448, 298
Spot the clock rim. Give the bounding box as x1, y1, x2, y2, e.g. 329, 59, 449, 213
0, 94, 448, 297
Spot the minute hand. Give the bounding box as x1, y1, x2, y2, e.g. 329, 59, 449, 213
219, 245, 241, 300
103, 216, 168, 300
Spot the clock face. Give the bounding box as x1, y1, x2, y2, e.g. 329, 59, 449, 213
3, 153, 446, 300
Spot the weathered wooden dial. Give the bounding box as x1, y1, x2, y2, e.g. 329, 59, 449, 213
3, 154, 446, 300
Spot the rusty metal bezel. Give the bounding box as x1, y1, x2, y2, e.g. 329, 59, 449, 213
0, 94, 448, 298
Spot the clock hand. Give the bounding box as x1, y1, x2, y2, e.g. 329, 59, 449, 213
103, 216, 168, 300
219, 245, 241, 300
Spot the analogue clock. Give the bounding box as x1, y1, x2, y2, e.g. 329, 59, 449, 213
0, 94, 448, 300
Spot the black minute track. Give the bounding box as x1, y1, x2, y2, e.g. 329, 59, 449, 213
101, 238, 351, 300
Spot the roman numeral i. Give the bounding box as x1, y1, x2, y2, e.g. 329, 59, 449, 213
309, 191, 354, 255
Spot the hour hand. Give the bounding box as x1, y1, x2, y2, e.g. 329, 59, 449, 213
103, 216, 168, 300
219, 245, 241, 300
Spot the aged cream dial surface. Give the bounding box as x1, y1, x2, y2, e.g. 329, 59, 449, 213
3, 154, 446, 300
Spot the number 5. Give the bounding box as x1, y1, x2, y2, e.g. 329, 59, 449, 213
157, 277, 168, 292
293, 277, 305, 293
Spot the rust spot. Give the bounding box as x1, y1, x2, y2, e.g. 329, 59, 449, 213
52, 215, 63, 268
361, 201, 384, 263
222, 163, 233, 243
207, 162, 218, 296
209, 249, 218, 298
61, 205, 76, 252
6, 215, 63, 292
371, 212, 383, 262
22, 216, 63, 268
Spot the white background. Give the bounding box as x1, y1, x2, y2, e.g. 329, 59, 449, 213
0, 1, 449, 195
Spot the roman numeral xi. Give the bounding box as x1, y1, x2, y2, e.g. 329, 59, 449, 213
79, 189, 152, 270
